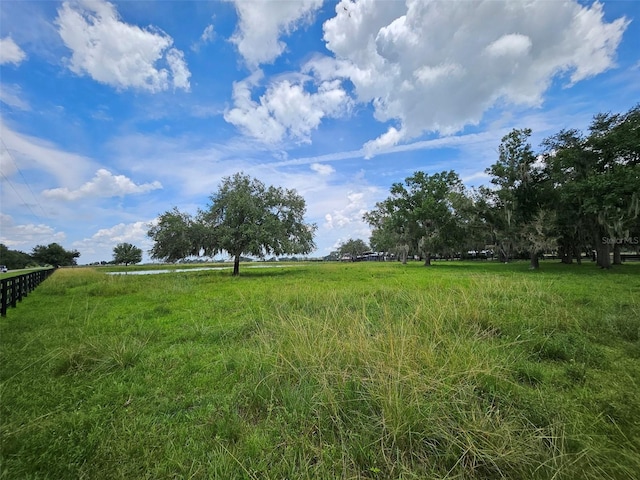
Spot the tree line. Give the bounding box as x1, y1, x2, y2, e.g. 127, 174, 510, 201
0, 243, 80, 269
364, 105, 639, 269
4, 106, 635, 272
0, 242, 144, 270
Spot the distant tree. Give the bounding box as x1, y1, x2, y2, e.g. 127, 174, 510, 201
31, 243, 80, 266
583, 106, 640, 267
485, 128, 549, 268
337, 238, 370, 259
197, 173, 316, 276
366, 171, 464, 266
148, 208, 198, 263
0, 244, 33, 269
149, 173, 316, 276
540, 129, 591, 264
541, 105, 640, 268
112, 243, 143, 266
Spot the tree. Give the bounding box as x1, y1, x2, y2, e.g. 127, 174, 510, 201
583, 106, 640, 267
540, 129, 591, 264
0, 244, 33, 269
337, 238, 369, 260
149, 173, 316, 276
485, 129, 548, 268
365, 201, 413, 264
148, 208, 198, 263
31, 243, 80, 266
541, 105, 640, 268
365, 171, 465, 266
112, 243, 143, 266
198, 173, 316, 275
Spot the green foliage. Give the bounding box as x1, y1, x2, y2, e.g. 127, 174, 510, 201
112, 242, 143, 266
147, 207, 197, 263
149, 173, 316, 275
199, 173, 316, 275
337, 238, 369, 258
2, 262, 639, 479
31, 242, 80, 266
0, 244, 33, 269
365, 170, 465, 265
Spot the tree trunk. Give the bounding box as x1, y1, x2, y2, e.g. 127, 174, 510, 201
529, 250, 540, 269
399, 245, 408, 265
499, 244, 510, 263
613, 243, 622, 265
233, 255, 240, 276
424, 253, 431, 266
559, 243, 572, 264
596, 238, 611, 269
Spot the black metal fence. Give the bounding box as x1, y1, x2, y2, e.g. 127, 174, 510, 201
1, 269, 56, 317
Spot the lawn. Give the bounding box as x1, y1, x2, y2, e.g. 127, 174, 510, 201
1, 261, 639, 479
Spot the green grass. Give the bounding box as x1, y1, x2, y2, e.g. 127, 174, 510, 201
1, 261, 639, 479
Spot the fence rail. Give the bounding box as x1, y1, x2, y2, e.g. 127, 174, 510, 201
1, 269, 56, 317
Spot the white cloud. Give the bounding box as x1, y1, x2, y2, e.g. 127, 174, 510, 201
485, 34, 532, 58
73, 221, 153, 261
0, 119, 94, 186
166, 48, 191, 90
55, 0, 190, 92
321, 188, 377, 252
0, 214, 66, 249
314, 0, 629, 155
0, 84, 30, 111
229, 0, 323, 66
310, 163, 335, 176
363, 126, 404, 159
191, 24, 215, 52
225, 72, 351, 144
42, 169, 162, 201
0, 37, 27, 65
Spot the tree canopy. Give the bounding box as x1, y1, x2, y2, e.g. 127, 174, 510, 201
0, 244, 34, 270
364, 105, 639, 269
31, 243, 80, 267
365, 171, 465, 265
337, 238, 370, 259
112, 243, 143, 266
148, 173, 316, 275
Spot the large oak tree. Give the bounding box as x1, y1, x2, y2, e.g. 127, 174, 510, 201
148, 173, 316, 275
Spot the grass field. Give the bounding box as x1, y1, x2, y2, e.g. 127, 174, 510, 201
1, 261, 639, 479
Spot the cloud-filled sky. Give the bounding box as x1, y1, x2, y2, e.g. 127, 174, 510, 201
1, 0, 638, 264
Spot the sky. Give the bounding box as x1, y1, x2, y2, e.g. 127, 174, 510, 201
1, 0, 639, 264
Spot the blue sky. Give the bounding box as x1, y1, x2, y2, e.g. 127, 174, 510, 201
1, 0, 639, 264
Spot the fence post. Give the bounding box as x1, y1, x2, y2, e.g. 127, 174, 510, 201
0, 268, 55, 317
1, 278, 8, 317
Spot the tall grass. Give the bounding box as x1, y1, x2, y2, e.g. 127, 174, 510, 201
1, 262, 639, 479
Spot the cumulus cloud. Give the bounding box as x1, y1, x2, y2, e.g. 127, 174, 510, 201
73, 221, 152, 258
230, 0, 323, 66
312, 0, 629, 155
56, 0, 190, 92
323, 190, 373, 231
310, 163, 335, 176
42, 169, 162, 201
0, 37, 27, 65
0, 214, 66, 248
191, 24, 215, 52
225, 71, 351, 144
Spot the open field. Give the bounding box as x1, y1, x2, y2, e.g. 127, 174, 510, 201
1, 261, 639, 479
